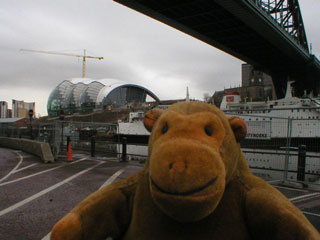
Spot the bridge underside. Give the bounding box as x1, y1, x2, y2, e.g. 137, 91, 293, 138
115, 0, 320, 97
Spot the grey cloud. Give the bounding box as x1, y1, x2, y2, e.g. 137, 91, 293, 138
0, 0, 319, 115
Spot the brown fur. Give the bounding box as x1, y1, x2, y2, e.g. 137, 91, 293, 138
51, 102, 319, 240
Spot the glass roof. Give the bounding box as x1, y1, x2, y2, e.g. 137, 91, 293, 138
47, 78, 160, 116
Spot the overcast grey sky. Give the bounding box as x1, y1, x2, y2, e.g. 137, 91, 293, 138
1, 0, 319, 116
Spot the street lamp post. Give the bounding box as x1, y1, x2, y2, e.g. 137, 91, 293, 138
59, 110, 65, 151
28, 109, 34, 140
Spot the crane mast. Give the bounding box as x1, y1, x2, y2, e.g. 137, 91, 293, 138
20, 49, 103, 78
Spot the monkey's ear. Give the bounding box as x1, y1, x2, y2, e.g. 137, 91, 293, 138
228, 116, 247, 142
143, 108, 164, 132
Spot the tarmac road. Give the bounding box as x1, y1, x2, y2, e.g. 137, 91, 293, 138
0, 147, 141, 240
0, 147, 319, 239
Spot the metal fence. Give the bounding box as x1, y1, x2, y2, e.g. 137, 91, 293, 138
225, 114, 320, 186
0, 121, 119, 159
40, 121, 119, 158
0, 116, 319, 186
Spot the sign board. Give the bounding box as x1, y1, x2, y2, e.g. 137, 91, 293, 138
226, 96, 234, 102
246, 121, 271, 139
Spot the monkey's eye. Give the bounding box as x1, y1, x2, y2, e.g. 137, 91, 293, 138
162, 123, 169, 134
204, 125, 213, 136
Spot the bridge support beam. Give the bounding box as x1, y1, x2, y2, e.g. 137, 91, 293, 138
270, 74, 288, 99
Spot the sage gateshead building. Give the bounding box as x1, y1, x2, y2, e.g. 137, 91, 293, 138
47, 78, 161, 117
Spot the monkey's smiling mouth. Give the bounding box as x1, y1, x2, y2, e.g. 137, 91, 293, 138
151, 177, 217, 196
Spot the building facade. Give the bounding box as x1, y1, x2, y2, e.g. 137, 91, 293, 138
47, 78, 161, 117
0, 101, 8, 118
7, 109, 12, 118
241, 64, 276, 101
213, 64, 276, 107
12, 100, 36, 118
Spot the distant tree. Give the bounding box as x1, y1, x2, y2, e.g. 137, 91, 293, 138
203, 93, 211, 103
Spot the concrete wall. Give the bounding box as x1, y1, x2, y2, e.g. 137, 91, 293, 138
0, 137, 54, 163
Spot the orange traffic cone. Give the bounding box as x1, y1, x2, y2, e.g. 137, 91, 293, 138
67, 142, 73, 161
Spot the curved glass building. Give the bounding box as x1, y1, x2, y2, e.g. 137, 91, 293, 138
47, 78, 160, 117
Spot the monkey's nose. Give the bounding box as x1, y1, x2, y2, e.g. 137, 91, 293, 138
168, 161, 188, 173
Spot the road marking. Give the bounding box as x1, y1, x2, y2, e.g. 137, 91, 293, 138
302, 211, 320, 218
41, 232, 51, 240
42, 167, 125, 240
0, 161, 104, 218
0, 158, 87, 187
289, 192, 320, 202
99, 168, 126, 189
14, 163, 39, 173
0, 151, 23, 183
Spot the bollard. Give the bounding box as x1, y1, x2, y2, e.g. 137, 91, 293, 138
121, 137, 127, 162
66, 136, 71, 152
297, 145, 306, 182
91, 136, 95, 157
67, 140, 73, 161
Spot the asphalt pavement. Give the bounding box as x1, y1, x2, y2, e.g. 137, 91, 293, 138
0, 147, 319, 239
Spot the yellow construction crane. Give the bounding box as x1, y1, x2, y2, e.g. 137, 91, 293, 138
20, 49, 103, 78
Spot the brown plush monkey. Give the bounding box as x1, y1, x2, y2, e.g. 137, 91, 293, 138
51, 101, 319, 240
